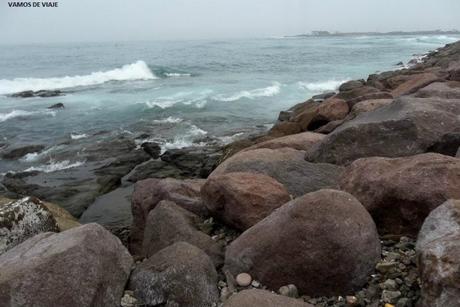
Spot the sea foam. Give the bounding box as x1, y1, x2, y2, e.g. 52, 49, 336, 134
0, 60, 156, 95
0, 109, 56, 122
24, 160, 85, 173
298, 79, 350, 93
213, 82, 281, 102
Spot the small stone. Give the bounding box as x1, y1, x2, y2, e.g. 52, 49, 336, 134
381, 279, 398, 291
346, 295, 358, 306
376, 262, 398, 274
251, 280, 261, 288
396, 298, 410, 307
236, 273, 252, 287
278, 284, 298, 298
218, 280, 227, 288
220, 287, 232, 302
382, 290, 402, 304
120, 291, 138, 307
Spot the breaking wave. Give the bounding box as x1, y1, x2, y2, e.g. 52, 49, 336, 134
0, 60, 156, 95
24, 159, 85, 173
213, 82, 281, 102
0, 109, 56, 122
145, 90, 212, 109
162, 124, 208, 152
153, 117, 184, 124
297, 79, 349, 93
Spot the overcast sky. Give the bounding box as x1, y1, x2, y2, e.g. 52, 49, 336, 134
1, 0, 460, 43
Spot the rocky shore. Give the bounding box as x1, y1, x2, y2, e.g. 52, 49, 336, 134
1, 40, 460, 307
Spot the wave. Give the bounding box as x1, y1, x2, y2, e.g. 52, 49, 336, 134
403, 35, 459, 45
213, 82, 281, 102
145, 90, 212, 109
162, 124, 208, 152
0, 109, 56, 122
70, 133, 88, 140
297, 79, 349, 93
217, 132, 245, 144
0, 60, 156, 95
24, 160, 85, 173
164, 73, 192, 78
153, 117, 184, 124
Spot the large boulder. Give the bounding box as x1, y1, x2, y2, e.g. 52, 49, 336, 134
142, 200, 223, 265
201, 172, 291, 230
349, 99, 393, 118
225, 189, 380, 296
0, 223, 133, 307
129, 242, 219, 307
391, 73, 440, 97
129, 178, 206, 255
242, 132, 325, 152
224, 289, 313, 307
306, 97, 460, 165
1, 145, 45, 160
416, 200, 460, 307
210, 148, 343, 198
340, 153, 460, 235
0, 197, 59, 254
415, 81, 460, 99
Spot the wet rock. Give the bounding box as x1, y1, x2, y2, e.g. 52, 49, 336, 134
1, 144, 45, 160
340, 153, 460, 235
47, 102, 64, 109
129, 242, 219, 307
141, 142, 161, 159
279, 284, 299, 298
142, 200, 223, 266
0, 197, 59, 254
129, 177, 206, 256
202, 172, 291, 230
127, 160, 186, 182
41, 200, 80, 231
336, 86, 380, 102
416, 199, 460, 307
225, 189, 380, 296
312, 91, 336, 102
211, 148, 343, 198
242, 131, 325, 152
10, 90, 63, 98
224, 289, 313, 307
0, 223, 133, 307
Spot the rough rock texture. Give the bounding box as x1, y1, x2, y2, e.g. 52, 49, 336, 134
416, 199, 460, 307
224, 289, 313, 307
41, 201, 80, 231
340, 153, 460, 235
225, 189, 381, 296
349, 99, 393, 118
0, 223, 133, 307
415, 81, 460, 99
142, 200, 223, 265
210, 148, 343, 198
306, 97, 460, 165
201, 172, 291, 230
1, 145, 45, 160
129, 178, 206, 256
129, 242, 219, 307
316, 97, 349, 122
242, 132, 325, 152
0, 197, 59, 254
391, 73, 440, 97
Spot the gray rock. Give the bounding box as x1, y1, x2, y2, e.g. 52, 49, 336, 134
129, 242, 219, 307
0, 223, 133, 307
339, 79, 366, 92
1, 144, 45, 160
381, 290, 402, 304
223, 289, 313, 307
0, 197, 59, 254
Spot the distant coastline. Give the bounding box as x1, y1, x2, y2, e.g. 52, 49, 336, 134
286, 29, 460, 38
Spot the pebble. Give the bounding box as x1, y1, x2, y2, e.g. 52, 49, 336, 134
381, 279, 397, 291
345, 295, 358, 306
279, 284, 298, 298
120, 291, 138, 307
381, 290, 402, 304
251, 280, 261, 288
236, 273, 252, 287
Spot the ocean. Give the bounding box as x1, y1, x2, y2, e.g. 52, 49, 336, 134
1, 34, 459, 176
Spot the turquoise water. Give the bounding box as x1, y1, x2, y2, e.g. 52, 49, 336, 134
0, 34, 459, 174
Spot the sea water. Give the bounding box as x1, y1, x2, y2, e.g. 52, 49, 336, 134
0, 34, 459, 175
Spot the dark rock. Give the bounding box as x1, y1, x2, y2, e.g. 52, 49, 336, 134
141, 142, 161, 159
142, 200, 223, 265
10, 90, 63, 98
129, 242, 219, 307
127, 160, 186, 182
340, 153, 460, 235
225, 189, 381, 296
427, 130, 460, 156
1, 144, 45, 160
339, 79, 366, 92
201, 172, 291, 230
210, 148, 343, 198
278, 110, 293, 121
346, 91, 394, 108
336, 86, 380, 102
312, 91, 336, 102
47, 103, 64, 109
224, 289, 313, 307
0, 223, 133, 307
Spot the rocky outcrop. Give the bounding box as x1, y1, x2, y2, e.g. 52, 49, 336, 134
129, 242, 219, 307
415, 81, 460, 99
142, 200, 223, 265
1, 144, 45, 160
340, 153, 460, 235
224, 289, 313, 307
306, 97, 460, 165
201, 172, 291, 230
211, 148, 343, 197
242, 131, 325, 152
10, 90, 63, 98
416, 199, 460, 307
225, 189, 380, 296
390, 72, 440, 97
129, 178, 206, 255
0, 223, 133, 307
0, 197, 59, 254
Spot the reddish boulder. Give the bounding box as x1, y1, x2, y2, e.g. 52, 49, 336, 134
391, 73, 440, 97
350, 99, 393, 118
340, 153, 460, 235
415, 81, 460, 99
201, 172, 291, 230
225, 189, 380, 296
243, 132, 325, 152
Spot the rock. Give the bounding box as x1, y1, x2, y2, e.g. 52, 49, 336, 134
312, 91, 335, 102
336, 86, 380, 102
340, 153, 460, 235
0, 197, 59, 254
242, 132, 325, 152
10, 90, 63, 98
381, 290, 402, 304
127, 160, 186, 182
306, 97, 460, 165
225, 189, 381, 296
236, 273, 252, 287
350, 99, 393, 118
448, 62, 460, 81
129, 177, 206, 256
416, 199, 460, 307
0, 223, 133, 307
223, 289, 313, 307
346, 295, 358, 306
346, 92, 394, 108
142, 200, 223, 265
314, 119, 345, 134
41, 200, 80, 231
129, 242, 219, 307
427, 130, 460, 156
415, 81, 460, 99
391, 73, 440, 97
310, 97, 349, 129
201, 172, 291, 230
141, 142, 161, 159
210, 148, 343, 198
339, 79, 366, 92
269, 121, 303, 137
279, 284, 298, 298
278, 110, 293, 121
1, 144, 45, 160
47, 102, 64, 109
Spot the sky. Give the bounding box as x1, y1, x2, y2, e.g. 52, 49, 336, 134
1, 0, 460, 43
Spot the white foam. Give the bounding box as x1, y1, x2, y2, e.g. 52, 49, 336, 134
165, 73, 192, 77
20, 146, 59, 163
24, 160, 84, 173
161, 124, 208, 152
0, 109, 56, 122
297, 79, 349, 93
0, 60, 156, 95
217, 132, 245, 144
213, 82, 281, 102
153, 117, 183, 124
70, 133, 88, 140
145, 90, 212, 109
